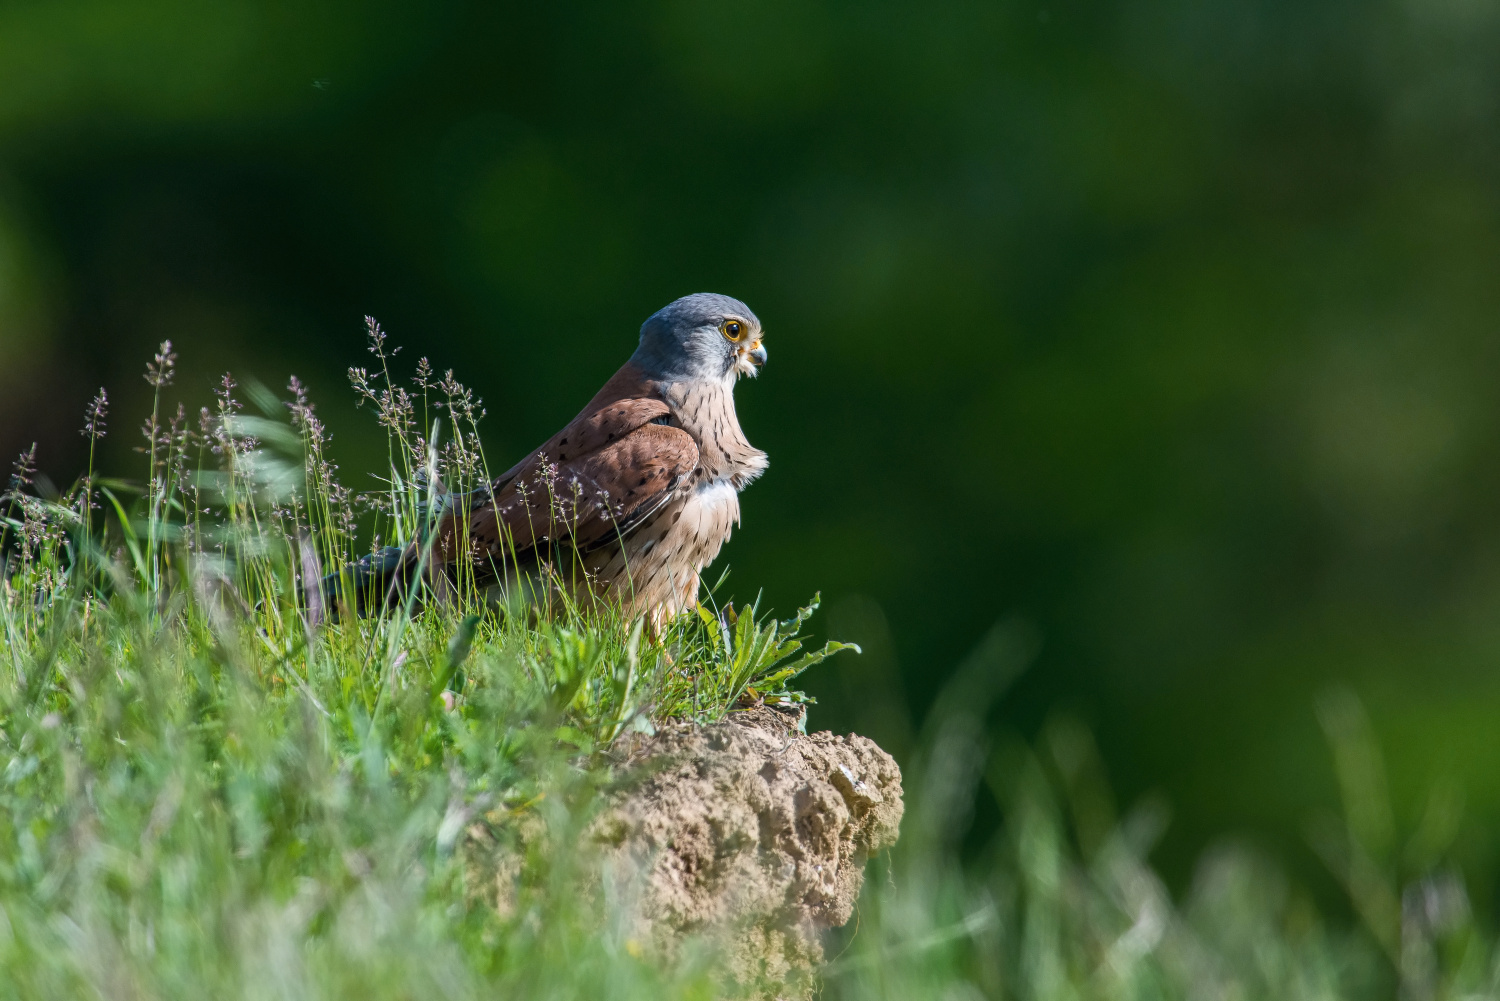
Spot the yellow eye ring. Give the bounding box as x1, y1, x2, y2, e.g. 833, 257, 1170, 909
721, 318, 747, 342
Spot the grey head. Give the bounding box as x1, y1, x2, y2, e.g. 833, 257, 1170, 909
631, 293, 767, 383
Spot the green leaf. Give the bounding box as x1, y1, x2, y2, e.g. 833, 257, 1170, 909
98, 486, 148, 581
432, 613, 481, 702
753, 640, 862, 690
446, 614, 481, 674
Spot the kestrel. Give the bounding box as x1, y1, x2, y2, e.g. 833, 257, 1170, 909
337, 293, 768, 624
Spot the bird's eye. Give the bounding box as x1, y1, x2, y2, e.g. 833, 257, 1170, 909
721, 319, 745, 342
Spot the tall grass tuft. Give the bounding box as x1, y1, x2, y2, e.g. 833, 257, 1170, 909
0, 330, 846, 998
0, 330, 1494, 998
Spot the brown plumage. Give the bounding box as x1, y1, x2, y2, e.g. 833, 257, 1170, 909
340, 293, 769, 625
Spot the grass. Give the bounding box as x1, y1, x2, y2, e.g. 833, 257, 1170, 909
1, 327, 1496, 999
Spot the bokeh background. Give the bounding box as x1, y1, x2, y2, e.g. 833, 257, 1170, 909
4, 0, 1500, 901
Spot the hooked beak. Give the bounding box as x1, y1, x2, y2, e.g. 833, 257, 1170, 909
733, 338, 768, 378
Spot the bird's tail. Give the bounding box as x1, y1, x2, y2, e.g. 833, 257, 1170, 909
319, 545, 420, 619
313, 493, 482, 619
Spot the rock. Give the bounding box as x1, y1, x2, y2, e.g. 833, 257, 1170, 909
599, 708, 904, 999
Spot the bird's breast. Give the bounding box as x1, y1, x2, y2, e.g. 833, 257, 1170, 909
634, 479, 739, 561
581, 476, 741, 620
664, 380, 767, 487
683, 479, 740, 529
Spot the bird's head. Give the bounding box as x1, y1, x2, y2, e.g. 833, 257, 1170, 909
633, 293, 767, 383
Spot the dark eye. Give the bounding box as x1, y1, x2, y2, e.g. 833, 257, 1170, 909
722, 319, 745, 342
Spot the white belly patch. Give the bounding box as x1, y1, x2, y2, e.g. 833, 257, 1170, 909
687, 480, 739, 525
662, 479, 739, 571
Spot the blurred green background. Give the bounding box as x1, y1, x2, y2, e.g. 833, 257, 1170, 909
4, 0, 1500, 898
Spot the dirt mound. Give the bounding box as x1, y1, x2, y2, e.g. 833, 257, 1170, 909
599, 708, 904, 998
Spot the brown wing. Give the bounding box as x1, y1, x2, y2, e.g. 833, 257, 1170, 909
489, 397, 675, 487
446, 398, 698, 565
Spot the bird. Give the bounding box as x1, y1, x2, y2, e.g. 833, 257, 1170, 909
331, 293, 768, 626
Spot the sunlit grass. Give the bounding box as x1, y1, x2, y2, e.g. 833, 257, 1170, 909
1, 330, 1496, 999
